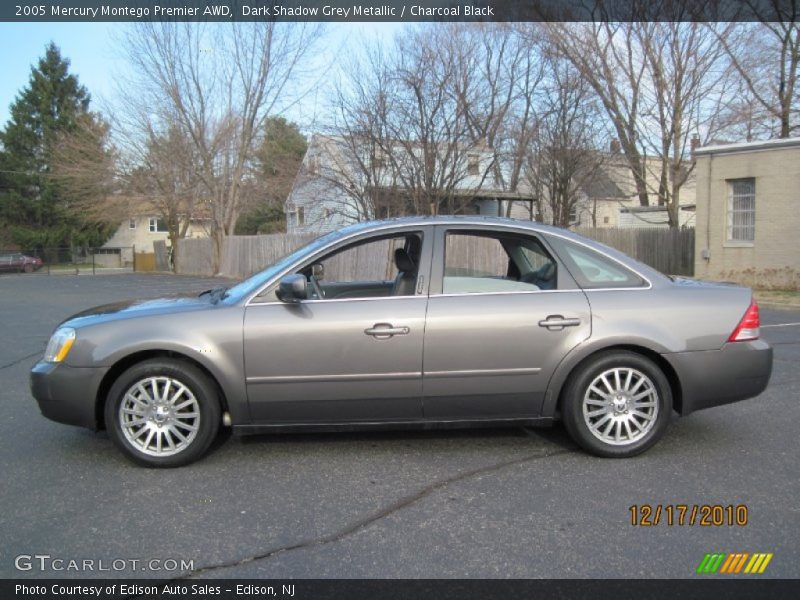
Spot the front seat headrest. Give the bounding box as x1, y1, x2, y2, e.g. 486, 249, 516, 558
394, 248, 416, 272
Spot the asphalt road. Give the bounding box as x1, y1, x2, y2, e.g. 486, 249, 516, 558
0, 273, 798, 579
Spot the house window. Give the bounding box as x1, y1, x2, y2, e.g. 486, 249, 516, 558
307, 154, 320, 174
129, 218, 136, 229
297, 206, 305, 226
148, 217, 168, 233
727, 178, 755, 242
467, 154, 480, 175
568, 203, 579, 224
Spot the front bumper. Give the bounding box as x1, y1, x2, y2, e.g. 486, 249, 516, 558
664, 340, 773, 415
30, 361, 109, 430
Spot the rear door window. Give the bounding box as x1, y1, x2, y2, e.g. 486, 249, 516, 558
441, 231, 561, 294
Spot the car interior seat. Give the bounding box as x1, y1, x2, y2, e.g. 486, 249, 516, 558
392, 247, 418, 296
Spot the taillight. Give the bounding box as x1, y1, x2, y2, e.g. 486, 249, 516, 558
728, 299, 760, 342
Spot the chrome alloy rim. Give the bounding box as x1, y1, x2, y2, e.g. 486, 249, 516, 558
582, 368, 659, 446
119, 377, 200, 457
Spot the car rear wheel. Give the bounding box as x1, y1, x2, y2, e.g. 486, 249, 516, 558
561, 351, 671, 458
105, 358, 221, 467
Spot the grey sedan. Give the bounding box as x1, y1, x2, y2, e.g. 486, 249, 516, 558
31, 217, 772, 467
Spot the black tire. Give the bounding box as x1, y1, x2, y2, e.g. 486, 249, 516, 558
561, 351, 671, 458
105, 358, 221, 467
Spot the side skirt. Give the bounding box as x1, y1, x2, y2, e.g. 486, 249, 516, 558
232, 416, 554, 436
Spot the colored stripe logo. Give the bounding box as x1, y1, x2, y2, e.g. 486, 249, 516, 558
696, 552, 773, 574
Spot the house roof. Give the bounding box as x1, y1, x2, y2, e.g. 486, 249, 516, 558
579, 167, 626, 200
121, 194, 213, 220
621, 204, 696, 213
367, 184, 535, 201
694, 137, 800, 156
294, 133, 535, 200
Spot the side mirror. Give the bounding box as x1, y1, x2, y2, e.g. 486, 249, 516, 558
277, 274, 308, 303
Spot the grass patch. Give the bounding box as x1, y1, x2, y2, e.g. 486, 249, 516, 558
754, 290, 800, 306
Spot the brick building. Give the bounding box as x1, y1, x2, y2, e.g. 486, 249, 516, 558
694, 138, 800, 290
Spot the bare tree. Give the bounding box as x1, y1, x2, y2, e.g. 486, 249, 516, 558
448, 23, 545, 217
545, 21, 732, 226
545, 22, 652, 208
715, 14, 799, 138
50, 113, 121, 225
115, 22, 325, 271
129, 124, 206, 265
385, 27, 475, 215
328, 25, 516, 220
637, 22, 733, 226
323, 43, 402, 223
52, 114, 208, 266
526, 46, 607, 228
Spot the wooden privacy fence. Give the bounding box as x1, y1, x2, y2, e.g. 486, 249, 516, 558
175, 237, 217, 276
219, 234, 315, 278
573, 227, 695, 277
175, 226, 695, 279
177, 234, 317, 278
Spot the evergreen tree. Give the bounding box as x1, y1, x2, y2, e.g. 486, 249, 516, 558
235, 117, 307, 235
0, 42, 111, 250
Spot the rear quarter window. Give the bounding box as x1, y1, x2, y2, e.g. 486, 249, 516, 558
553, 239, 646, 289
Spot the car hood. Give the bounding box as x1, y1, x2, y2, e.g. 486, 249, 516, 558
60, 295, 215, 329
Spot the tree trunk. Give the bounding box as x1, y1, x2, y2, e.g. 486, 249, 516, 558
212, 229, 225, 276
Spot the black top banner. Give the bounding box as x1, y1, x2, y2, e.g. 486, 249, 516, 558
2, 0, 799, 22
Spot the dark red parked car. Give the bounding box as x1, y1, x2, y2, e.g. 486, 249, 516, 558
0, 253, 43, 273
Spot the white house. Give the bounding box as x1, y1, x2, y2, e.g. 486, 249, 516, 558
100, 214, 209, 266
561, 151, 697, 229
284, 134, 537, 234
285, 134, 697, 233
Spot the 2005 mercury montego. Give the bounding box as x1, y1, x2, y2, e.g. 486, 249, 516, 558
31, 217, 772, 467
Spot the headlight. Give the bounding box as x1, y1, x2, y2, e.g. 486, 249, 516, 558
44, 328, 76, 363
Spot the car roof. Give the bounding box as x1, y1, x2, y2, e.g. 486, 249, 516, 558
336, 215, 604, 251
339, 215, 581, 237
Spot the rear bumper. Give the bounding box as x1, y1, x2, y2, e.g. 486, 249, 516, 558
30, 361, 108, 430
663, 340, 773, 416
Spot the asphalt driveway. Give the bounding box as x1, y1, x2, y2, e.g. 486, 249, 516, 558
0, 273, 798, 579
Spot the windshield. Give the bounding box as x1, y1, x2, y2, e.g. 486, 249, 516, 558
220, 230, 343, 303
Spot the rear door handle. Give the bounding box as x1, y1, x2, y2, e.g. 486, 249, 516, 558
538, 315, 581, 331
364, 323, 410, 339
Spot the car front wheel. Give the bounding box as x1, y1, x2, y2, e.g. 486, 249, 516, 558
561, 351, 671, 458
105, 358, 221, 467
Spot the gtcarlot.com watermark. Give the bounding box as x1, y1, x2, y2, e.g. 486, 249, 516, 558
14, 553, 194, 573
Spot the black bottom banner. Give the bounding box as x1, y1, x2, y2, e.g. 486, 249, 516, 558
5, 579, 800, 600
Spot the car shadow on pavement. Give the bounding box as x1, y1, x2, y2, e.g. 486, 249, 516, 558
235, 424, 579, 452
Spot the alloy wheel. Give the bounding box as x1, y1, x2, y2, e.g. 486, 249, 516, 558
118, 376, 200, 457
582, 367, 659, 446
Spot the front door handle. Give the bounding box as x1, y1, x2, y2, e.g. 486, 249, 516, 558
364, 323, 411, 339
538, 315, 581, 331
